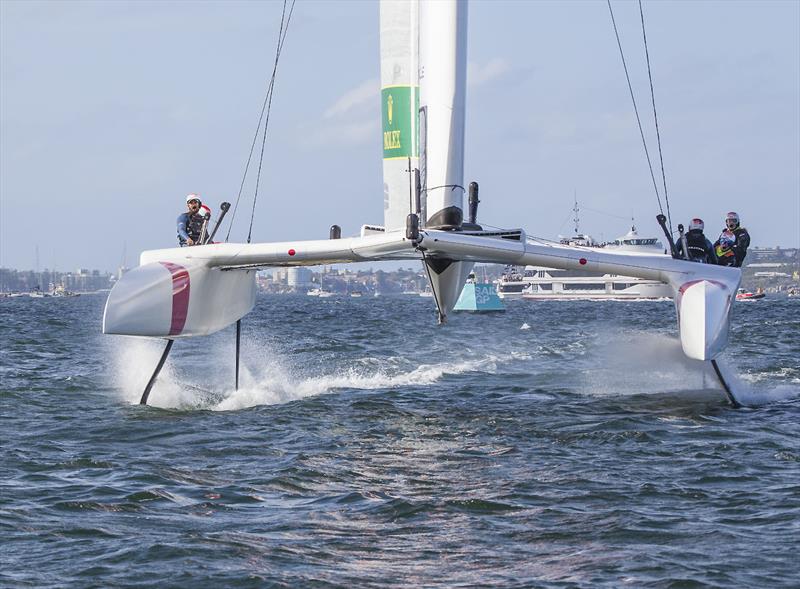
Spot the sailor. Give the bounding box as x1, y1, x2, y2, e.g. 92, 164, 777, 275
723, 211, 750, 267
676, 218, 715, 263
713, 229, 737, 267
177, 194, 205, 246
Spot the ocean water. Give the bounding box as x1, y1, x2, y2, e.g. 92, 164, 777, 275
1, 292, 798, 588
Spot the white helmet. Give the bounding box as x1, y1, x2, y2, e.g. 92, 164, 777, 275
688, 218, 704, 232
726, 211, 740, 228
186, 193, 201, 204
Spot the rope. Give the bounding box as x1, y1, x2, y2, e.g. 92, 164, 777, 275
606, 0, 666, 220
638, 0, 673, 233
225, 0, 296, 243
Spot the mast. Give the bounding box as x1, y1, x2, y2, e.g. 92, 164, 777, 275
572, 193, 579, 235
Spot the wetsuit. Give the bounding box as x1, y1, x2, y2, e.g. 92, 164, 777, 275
730, 226, 750, 267
677, 229, 715, 263
177, 212, 204, 246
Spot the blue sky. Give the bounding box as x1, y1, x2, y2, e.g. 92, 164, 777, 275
1, 0, 798, 272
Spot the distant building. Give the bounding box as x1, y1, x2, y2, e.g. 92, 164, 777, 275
273, 268, 289, 285
748, 247, 799, 262
287, 267, 312, 288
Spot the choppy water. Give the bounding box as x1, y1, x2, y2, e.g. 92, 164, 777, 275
1, 292, 798, 588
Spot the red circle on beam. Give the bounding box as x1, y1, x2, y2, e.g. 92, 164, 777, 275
579, 258, 587, 265
288, 249, 296, 256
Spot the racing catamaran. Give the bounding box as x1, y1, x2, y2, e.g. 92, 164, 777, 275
103, 0, 742, 406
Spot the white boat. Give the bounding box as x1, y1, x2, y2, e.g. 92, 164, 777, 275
514, 269, 671, 300
103, 0, 744, 407
307, 288, 335, 298
498, 226, 672, 300
50, 285, 79, 297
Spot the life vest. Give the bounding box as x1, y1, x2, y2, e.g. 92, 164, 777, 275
715, 230, 736, 266
715, 244, 736, 265
188, 214, 205, 242
685, 231, 710, 262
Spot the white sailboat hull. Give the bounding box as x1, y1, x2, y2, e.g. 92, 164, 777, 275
675, 279, 734, 360
103, 260, 256, 338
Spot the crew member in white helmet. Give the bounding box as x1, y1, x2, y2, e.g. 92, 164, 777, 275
676, 218, 715, 263
722, 211, 750, 267
177, 194, 204, 246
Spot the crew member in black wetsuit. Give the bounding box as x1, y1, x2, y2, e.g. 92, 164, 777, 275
177, 194, 204, 246
676, 218, 715, 263
723, 211, 750, 267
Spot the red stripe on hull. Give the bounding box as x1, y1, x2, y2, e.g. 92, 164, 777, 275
159, 262, 190, 336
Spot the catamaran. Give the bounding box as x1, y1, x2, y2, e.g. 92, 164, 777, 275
102, 0, 742, 406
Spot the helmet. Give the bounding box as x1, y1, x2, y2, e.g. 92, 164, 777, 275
688, 218, 704, 232
726, 211, 739, 228
199, 204, 211, 218
186, 193, 201, 204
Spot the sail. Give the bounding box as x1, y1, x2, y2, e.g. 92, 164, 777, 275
419, 0, 467, 229
417, 0, 472, 317
380, 0, 420, 232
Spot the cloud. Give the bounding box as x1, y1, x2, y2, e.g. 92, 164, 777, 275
309, 59, 510, 149
468, 58, 511, 87
301, 119, 379, 149
324, 78, 379, 119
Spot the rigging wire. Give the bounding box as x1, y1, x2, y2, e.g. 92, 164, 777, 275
224, 0, 296, 243
638, 0, 673, 233
606, 0, 666, 223
247, 0, 296, 244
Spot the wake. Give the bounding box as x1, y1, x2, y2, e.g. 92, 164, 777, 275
108, 330, 797, 412
109, 337, 530, 411
582, 330, 799, 407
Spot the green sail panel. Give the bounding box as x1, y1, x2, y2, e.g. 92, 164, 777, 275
382, 86, 419, 159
